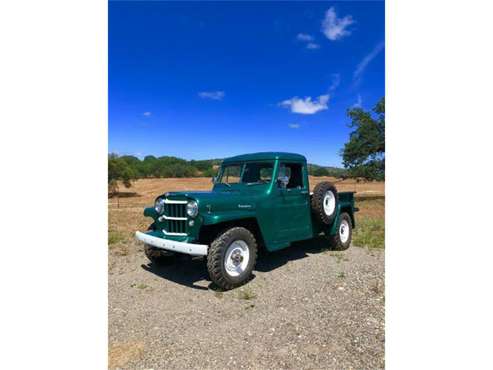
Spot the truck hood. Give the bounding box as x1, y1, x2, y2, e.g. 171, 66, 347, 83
161, 189, 259, 212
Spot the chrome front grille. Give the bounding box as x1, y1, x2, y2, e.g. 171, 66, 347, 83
159, 199, 187, 236
165, 202, 187, 219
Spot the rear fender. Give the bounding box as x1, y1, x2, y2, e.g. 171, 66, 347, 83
341, 205, 356, 229
327, 205, 355, 235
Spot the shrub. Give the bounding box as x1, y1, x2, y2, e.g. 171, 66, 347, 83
353, 217, 385, 249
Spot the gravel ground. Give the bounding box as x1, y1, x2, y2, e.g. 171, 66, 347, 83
109, 239, 384, 369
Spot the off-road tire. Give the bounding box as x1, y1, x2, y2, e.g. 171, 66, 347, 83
311, 181, 339, 225
328, 212, 352, 251
144, 244, 176, 265
143, 224, 176, 264
207, 227, 258, 290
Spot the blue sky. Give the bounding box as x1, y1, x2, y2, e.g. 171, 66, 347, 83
109, 1, 384, 167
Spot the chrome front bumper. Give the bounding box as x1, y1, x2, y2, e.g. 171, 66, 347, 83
135, 231, 208, 256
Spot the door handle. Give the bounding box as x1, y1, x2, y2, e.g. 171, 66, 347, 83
300, 190, 308, 194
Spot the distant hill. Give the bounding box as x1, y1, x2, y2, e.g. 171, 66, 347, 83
307, 163, 348, 178
110, 154, 347, 179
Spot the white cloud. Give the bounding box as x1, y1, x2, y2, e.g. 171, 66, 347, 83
352, 94, 363, 108
321, 7, 355, 41
288, 123, 301, 129
296, 33, 320, 49
353, 42, 384, 82
143, 111, 152, 117
306, 42, 320, 50
296, 33, 314, 42
198, 91, 225, 100
329, 73, 341, 91
279, 95, 329, 114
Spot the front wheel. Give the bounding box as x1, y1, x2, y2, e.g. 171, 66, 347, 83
328, 212, 352, 251
207, 227, 258, 290
143, 224, 176, 264
144, 244, 176, 265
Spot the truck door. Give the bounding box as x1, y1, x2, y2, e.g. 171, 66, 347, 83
274, 162, 313, 242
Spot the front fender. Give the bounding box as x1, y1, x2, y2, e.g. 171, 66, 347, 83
201, 210, 257, 225
144, 207, 158, 220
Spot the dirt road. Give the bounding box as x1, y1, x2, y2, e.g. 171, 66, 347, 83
109, 239, 384, 369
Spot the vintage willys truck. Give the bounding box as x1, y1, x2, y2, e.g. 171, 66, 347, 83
135, 152, 357, 290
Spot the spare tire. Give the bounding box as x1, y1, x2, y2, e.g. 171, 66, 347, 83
311, 182, 338, 225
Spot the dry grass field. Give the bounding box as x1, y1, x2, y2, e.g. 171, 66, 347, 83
108, 177, 384, 256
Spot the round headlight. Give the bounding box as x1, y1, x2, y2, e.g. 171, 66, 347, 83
154, 198, 165, 214
186, 200, 199, 217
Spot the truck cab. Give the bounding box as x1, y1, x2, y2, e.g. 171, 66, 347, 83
136, 152, 357, 290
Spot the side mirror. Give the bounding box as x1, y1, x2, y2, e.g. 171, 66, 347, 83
277, 175, 289, 189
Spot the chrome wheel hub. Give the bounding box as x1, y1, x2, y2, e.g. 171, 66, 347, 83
231, 250, 244, 265
224, 240, 250, 277
339, 219, 350, 243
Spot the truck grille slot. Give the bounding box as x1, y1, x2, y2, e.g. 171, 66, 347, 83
162, 202, 187, 235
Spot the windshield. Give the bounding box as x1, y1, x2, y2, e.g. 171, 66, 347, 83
218, 164, 242, 185
218, 162, 274, 185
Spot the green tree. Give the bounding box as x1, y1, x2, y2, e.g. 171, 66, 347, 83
190, 159, 215, 172
312, 167, 330, 176
202, 167, 218, 178
141, 155, 159, 177
341, 97, 385, 181
119, 155, 143, 177
108, 154, 137, 195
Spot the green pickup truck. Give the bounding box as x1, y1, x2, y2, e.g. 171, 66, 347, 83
135, 152, 357, 290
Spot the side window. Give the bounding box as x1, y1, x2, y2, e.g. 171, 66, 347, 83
259, 166, 273, 182
279, 162, 304, 189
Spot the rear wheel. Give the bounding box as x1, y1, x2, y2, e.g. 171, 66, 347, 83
328, 212, 352, 251
207, 227, 258, 290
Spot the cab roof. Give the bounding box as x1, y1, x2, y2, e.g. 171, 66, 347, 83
222, 152, 306, 163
